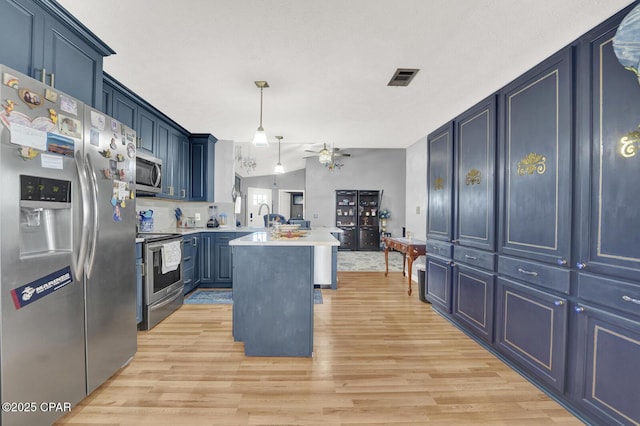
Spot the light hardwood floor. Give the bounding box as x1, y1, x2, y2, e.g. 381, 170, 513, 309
57, 272, 582, 425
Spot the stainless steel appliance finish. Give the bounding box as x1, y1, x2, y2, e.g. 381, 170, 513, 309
135, 150, 162, 194
0, 65, 137, 425
138, 234, 184, 330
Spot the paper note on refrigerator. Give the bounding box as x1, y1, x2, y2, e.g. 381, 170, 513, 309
10, 122, 47, 150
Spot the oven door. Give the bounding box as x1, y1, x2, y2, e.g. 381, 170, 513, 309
144, 238, 184, 305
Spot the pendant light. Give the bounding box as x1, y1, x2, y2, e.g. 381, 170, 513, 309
274, 135, 284, 174
252, 81, 269, 147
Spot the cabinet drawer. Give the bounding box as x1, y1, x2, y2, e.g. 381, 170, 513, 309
578, 273, 640, 319
454, 246, 496, 271
427, 240, 452, 259
498, 256, 570, 294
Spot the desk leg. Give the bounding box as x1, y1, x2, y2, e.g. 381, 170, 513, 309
407, 256, 413, 295
402, 253, 406, 276
384, 245, 389, 277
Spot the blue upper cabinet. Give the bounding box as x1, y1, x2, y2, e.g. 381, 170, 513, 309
497, 48, 573, 266
0, 0, 114, 107
190, 134, 216, 202
454, 95, 497, 251
427, 121, 454, 242
575, 13, 640, 281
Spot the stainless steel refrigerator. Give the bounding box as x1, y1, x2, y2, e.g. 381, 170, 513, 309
0, 64, 137, 425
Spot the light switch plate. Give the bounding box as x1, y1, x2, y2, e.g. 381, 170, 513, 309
195, 213, 201, 220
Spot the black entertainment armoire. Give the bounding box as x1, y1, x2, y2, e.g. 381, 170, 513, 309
335, 190, 380, 251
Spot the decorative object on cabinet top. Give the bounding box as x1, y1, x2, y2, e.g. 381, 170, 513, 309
613, 3, 640, 83
517, 152, 547, 175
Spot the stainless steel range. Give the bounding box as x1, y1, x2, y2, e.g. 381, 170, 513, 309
137, 233, 184, 330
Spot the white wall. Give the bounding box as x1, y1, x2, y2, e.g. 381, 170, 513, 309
405, 137, 427, 240
214, 140, 235, 202
304, 148, 406, 237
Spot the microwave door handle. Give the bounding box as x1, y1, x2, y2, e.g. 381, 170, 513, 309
84, 154, 99, 279
152, 163, 161, 188
72, 154, 89, 281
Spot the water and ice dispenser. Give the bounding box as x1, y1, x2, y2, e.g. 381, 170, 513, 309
19, 174, 72, 257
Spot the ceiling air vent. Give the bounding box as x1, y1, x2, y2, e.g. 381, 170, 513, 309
387, 68, 420, 87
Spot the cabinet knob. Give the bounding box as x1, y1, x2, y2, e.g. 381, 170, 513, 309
574, 306, 585, 313
554, 300, 564, 306
576, 262, 587, 270
556, 258, 567, 266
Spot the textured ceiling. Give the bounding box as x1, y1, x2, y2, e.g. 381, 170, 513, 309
57, 0, 634, 176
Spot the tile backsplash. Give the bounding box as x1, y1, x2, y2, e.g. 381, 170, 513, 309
136, 198, 236, 232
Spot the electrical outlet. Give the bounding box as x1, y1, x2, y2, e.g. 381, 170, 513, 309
416, 206, 420, 214
313, 213, 319, 219
195, 213, 201, 221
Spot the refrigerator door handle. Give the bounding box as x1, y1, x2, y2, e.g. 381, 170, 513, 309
85, 154, 99, 278
73, 154, 90, 281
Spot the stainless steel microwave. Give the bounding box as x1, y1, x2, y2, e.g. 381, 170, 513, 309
136, 151, 162, 195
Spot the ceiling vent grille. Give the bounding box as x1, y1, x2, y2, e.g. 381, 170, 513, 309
387, 68, 420, 87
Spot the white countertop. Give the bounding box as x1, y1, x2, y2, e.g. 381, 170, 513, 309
230, 230, 340, 247
140, 226, 343, 237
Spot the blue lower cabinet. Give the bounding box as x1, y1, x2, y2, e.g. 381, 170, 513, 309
425, 255, 452, 314
136, 242, 142, 325
452, 263, 495, 343
573, 304, 640, 425
182, 234, 199, 294
214, 234, 234, 284
199, 232, 241, 288
496, 277, 568, 392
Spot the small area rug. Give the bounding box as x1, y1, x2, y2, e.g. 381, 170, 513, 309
185, 289, 323, 305
337, 250, 405, 272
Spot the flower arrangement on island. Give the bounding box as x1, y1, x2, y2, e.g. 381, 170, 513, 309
379, 209, 391, 219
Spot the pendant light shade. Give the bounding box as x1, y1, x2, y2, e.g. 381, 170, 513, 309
252, 81, 269, 147
274, 136, 284, 174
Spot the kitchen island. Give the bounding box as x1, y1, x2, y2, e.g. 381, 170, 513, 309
230, 230, 339, 357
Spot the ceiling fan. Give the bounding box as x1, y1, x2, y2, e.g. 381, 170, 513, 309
303, 143, 351, 165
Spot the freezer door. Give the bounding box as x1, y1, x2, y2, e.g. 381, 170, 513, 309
82, 106, 137, 394
0, 65, 87, 425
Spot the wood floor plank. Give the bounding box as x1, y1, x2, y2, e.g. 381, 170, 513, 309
57, 271, 581, 425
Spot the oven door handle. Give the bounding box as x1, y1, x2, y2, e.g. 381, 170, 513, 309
149, 286, 183, 311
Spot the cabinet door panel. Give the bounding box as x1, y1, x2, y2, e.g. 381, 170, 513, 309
137, 108, 156, 153
455, 95, 497, 250
112, 91, 137, 130
44, 18, 102, 106
214, 234, 233, 284
427, 122, 454, 241
0, 0, 43, 76
499, 48, 572, 264
578, 22, 640, 280
426, 255, 452, 313
453, 264, 495, 343
496, 277, 568, 392
199, 234, 214, 284
575, 304, 640, 426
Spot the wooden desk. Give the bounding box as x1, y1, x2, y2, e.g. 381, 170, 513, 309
383, 236, 426, 295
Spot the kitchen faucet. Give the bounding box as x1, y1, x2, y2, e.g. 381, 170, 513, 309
258, 202, 271, 227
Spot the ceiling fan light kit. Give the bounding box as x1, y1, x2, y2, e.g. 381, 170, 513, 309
318, 144, 332, 164
252, 80, 269, 147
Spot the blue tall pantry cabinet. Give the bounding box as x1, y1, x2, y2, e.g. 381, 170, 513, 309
495, 47, 573, 394
426, 122, 454, 313
451, 95, 498, 344
424, 3, 640, 424
572, 10, 640, 425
